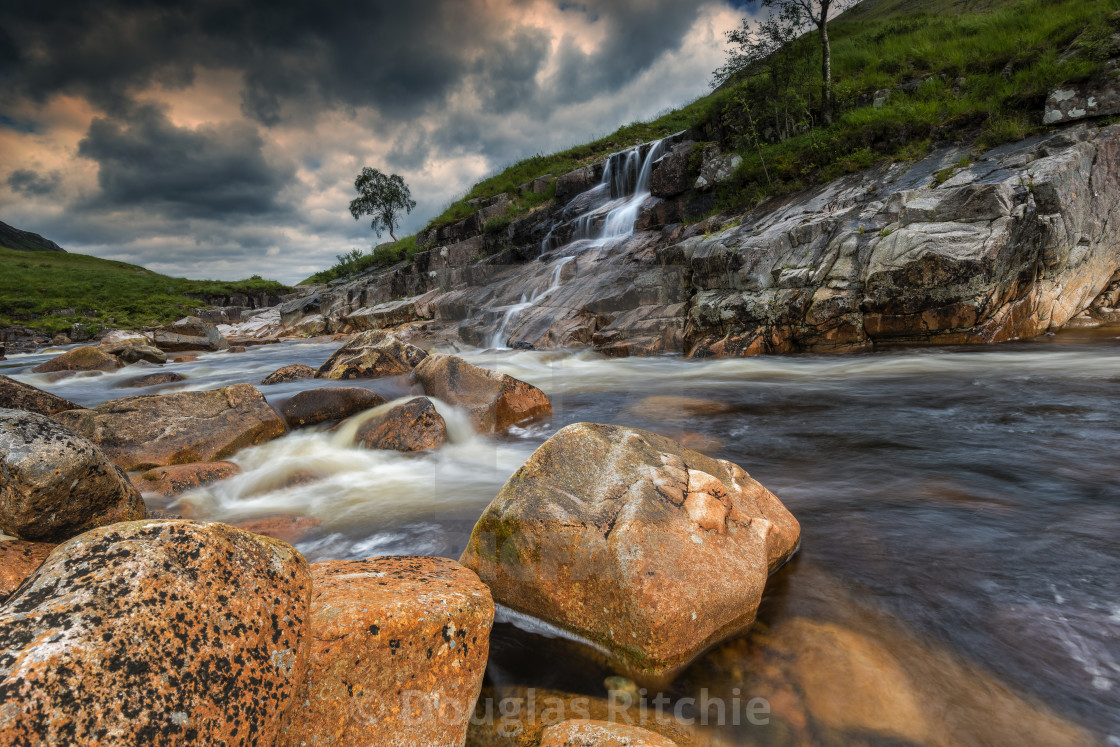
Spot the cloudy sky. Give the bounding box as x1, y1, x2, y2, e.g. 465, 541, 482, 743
1, 0, 748, 284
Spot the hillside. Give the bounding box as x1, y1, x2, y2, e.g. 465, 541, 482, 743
0, 221, 66, 253
304, 0, 1117, 282
0, 245, 289, 337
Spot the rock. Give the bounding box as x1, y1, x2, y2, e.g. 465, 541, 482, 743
0, 409, 147, 541
171, 354, 199, 363
316, 330, 428, 379
53, 383, 287, 471
413, 354, 552, 433
460, 423, 800, 678
280, 387, 386, 428
0, 540, 55, 604
30, 346, 123, 374
276, 556, 493, 747
556, 164, 600, 204
0, 520, 311, 745
261, 363, 317, 385
134, 461, 241, 497
119, 371, 186, 388
229, 346, 247, 353
102, 342, 167, 365
0, 375, 84, 415
625, 395, 735, 420
466, 686, 695, 747
649, 141, 698, 198
873, 88, 891, 108
1043, 79, 1120, 125
151, 316, 230, 352
540, 720, 679, 746
231, 515, 322, 544
353, 397, 448, 452
50, 334, 71, 345
693, 144, 742, 191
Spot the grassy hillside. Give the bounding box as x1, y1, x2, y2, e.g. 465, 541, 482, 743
0, 246, 289, 336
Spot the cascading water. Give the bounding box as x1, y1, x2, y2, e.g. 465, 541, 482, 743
487, 256, 575, 349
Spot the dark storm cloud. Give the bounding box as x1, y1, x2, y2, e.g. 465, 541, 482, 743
77, 105, 294, 218
7, 169, 61, 196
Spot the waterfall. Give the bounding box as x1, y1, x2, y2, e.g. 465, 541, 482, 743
488, 256, 576, 349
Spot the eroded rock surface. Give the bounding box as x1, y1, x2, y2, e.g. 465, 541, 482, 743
540, 720, 679, 747
0, 409, 146, 541
460, 423, 800, 678
0, 540, 55, 603
0, 520, 311, 746
54, 383, 286, 470
262, 363, 317, 385
134, 461, 241, 497
280, 387, 385, 428
317, 330, 428, 379
31, 346, 123, 374
277, 556, 493, 747
414, 354, 551, 432
151, 316, 230, 352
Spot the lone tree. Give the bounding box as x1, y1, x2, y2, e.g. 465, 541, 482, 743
348, 167, 416, 242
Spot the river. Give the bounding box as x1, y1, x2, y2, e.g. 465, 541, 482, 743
3, 330, 1118, 744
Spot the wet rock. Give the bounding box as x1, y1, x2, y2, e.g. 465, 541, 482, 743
540, 720, 679, 746
261, 363, 317, 385
151, 315, 230, 352
30, 345, 123, 374
50, 334, 71, 345
53, 383, 287, 471
0, 375, 84, 415
413, 354, 552, 433
0, 409, 147, 541
0, 540, 55, 604
317, 330, 428, 379
0, 520, 311, 745
625, 395, 735, 420
102, 342, 167, 365
134, 461, 241, 497
171, 354, 199, 363
353, 397, 448, 452
649, 141, 698, 198
276, 556, 493, 747
280, 387, 386, 428
460, 423, 800, 678
466, 686, 695, 747
119, 371, 187, 388
231, 515, 322, 544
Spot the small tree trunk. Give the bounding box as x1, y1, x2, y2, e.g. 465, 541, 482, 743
819, 0, 833, 127
389, 228, 397, 242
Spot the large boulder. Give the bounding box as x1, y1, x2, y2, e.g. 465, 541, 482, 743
30, 346, 123, 374
317, 330, 428, 380
0, 375, 84, 415
0, 409, 147, 541
353, 397, 448, 452
102, 342, 167, 365
151, 316, 230, 352
649, 141, 698, 199
413, 354, 551, 433
133, 462, 241, 497
460, 423, 800, 678
0, 540, 55, 604
262, 363, 317, 385
540, 720, 679, 746
277, 556, 493, 747
280, 387, 386, 429
53, 384, 287, 471
0, 520, 312, 745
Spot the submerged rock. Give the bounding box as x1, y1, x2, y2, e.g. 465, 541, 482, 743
262, 363, 317, 385
317, 330, 428, 379
413, 354, 551, 433
0, 520, 311, 745
0, 540, 55, 604
540, 720, 679, 746
31, 346, 123, 374
353, 397, 448, 452
0, 409, 147, 541
0, 375, 83, 416
460, 423, 800, 678
134, 461, 241, 497
151, 316, 230, 352
277, 556, 493, 747
280, 387, 386, 428
118, 371, 186, 388
54, 383, 287, 471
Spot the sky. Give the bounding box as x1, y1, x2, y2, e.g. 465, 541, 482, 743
0, 0, 749, 284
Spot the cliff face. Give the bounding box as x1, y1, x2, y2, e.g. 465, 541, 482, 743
265, 122, 1120, 357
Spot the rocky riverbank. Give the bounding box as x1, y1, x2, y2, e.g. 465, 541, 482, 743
0, 330, 805, 745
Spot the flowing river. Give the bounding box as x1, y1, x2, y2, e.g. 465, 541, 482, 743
4, 329, 1119, 744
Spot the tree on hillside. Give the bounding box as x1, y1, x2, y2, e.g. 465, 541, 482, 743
717, 0, 854, 127
348, 168, 416, 242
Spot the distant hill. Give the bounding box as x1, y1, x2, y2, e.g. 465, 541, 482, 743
0, 221, 66, 253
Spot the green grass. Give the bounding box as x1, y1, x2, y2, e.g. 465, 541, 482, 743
298, 235, 421, 285
0, 247, 289, 335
